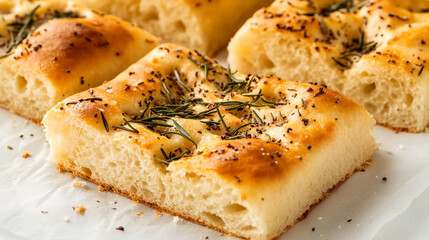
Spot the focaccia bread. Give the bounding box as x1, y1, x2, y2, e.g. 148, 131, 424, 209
0, 0, 157, 122
228, 0, 429, 132
43, 44, 376, 240
75, 0, 273, 55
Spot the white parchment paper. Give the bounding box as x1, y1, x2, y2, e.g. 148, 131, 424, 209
0, 51, 428, 239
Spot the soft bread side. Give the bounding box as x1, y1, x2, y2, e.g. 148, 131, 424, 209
76, 0, 273, 55
228, 0, 429, 132
0, 0, 157, 122
43, 44, 376, 239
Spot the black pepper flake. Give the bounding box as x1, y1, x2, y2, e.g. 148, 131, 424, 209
312, 227, 315, 232
335, 98, 339, 104
66, 69, 71, 73
7, 146, 13, 150
347, 219, 352, 222
307, 145, 312, 150
287, 128, 293, 133
302, 118, 309, 126
382, 177, 387, 181
234, 176, 241, 183
115, 226, 124, 231
231, 155, 238, 161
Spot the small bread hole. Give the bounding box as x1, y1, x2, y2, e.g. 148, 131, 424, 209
241, 225, 256, 231
143, 8, 159, 21
130, 185, 137, 194
364, 102, 376, 112
405, 94, 414, 106
81, 166, 92, 177
175, 20, 186, 32
16, 75, 28, 93
259, 52, 275, 69
362, 82, 376, 94
203, 212, 225, 226
223, 204, 248, 214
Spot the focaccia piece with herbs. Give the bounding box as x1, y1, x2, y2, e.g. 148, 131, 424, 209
0, 0, 157, 122
228, 0, 429, 132
76, 0, 273, 55
43, 44, 376, 240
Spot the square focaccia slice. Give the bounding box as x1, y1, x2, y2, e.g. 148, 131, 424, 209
76, 0, 273, 55
0, 0, 157, 122
43, 44, 376, 240
228, 0, 429, 132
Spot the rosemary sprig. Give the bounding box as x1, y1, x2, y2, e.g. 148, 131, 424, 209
173, 68, 191, 91
333, 32, 378, 68
226, 135, 246, 140
252, 110, 263, 124
100, 111, 109, 132
229, 123, 252, 136
155, 148, 189, 165
216, 106, 229, 131
161, 79, 172, 103
1, 5, 40, 58
200, 120, 220, 125
315, 13, 328, 34
163, 119, 198, 147
1, 6, 81, 59
113, 118, 139, 133
303, 0, 367, 17
187, 55, 216, 79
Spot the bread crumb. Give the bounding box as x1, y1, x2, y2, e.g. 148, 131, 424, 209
73, 181, 87, 188
62, 216, 70, 222
136, 211, 143, 216
317, 217, 323, 220
173, 216, 182, 224
155, 210, 163, 217
115, 226, 124, 231
75, 205, 86, 214
399, 145, 406, 150
22, 151, 32, 158
69, 173, 75, 178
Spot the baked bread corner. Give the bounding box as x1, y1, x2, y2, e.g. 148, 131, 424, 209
228, 0, 429, 132
0, 0, 157, 122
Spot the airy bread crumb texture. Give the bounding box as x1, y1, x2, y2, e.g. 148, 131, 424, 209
76, 0, 273, 55
43, 44, 376, 240
228, 0, 429, 132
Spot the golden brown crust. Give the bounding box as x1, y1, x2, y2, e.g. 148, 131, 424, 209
52, 44, 369, 187
15, 16, 134, 86
57, 158, 372, 240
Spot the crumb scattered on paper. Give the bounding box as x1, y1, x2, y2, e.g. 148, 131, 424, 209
399, 145, 406, 150
73, 181, 86, 188
155, 210, 163, 217
136, 211, 143, 216
75, 205, 86, 214
173, 216, 182, 224
22, 151, 32, 158
41, 210, 48, 214
62, 216, 70, 222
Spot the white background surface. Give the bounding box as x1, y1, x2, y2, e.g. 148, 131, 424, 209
1, 51, 429, 239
